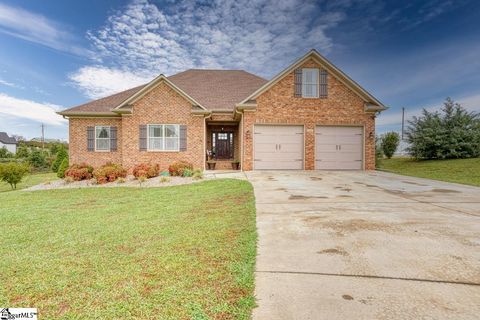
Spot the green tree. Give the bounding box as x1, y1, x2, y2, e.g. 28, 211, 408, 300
57, 157, 69, 178
0, 146, 14, 158
16, 145, 30, 158
28, 150, 48, 169
51, 147, 68, 172
406, 98, 480, 159
380, 132, 400, 159
0, 162, 30, 189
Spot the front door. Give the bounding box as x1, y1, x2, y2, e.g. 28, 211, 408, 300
213, 132, 234, 159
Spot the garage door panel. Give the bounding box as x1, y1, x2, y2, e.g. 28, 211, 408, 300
316, 126, 363, 170
339, 144, 363, 153
315, 144, 337, 154
254, 125, 303, 170
316, 160, 362, 170
255, 160, 303, 170
317, 126, 362, 135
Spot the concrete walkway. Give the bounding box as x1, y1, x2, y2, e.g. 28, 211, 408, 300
246, 171, 480, 320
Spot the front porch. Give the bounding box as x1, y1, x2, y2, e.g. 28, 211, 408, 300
206, 121, 241, 170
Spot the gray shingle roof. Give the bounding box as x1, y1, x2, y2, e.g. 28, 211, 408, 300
60, 69, 267, 115
0, 132, 17, 144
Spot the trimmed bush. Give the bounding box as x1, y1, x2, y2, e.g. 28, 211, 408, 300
0, 162, 30, 189
57, 157, 69, 178
64, 163, 94, 181
132, 163, 160, 179
168, 161, 193, 176
183, 168, 193, 177
380, 132, 400, 159
51, 147, 68, 173
93, 162, 127, 184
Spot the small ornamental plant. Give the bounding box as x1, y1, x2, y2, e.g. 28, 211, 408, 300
0, 162, 30, 189
93, 162, 127, 184
64, 163, 94, 181
192, 169, 203, 180
168, 161, 193, 176
132, 163, 160, 179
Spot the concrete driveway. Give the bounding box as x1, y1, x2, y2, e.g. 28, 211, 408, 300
246, 171, 480, 320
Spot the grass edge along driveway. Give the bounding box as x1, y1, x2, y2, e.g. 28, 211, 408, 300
378, 157, 480, 187
0, 179, 257, 320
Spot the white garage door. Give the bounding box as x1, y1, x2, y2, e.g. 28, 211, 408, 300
316, 126, 363, 170
254, 125, 304, 170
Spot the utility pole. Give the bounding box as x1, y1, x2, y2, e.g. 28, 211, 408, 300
41, 123, 45, 150
401, 107, 405, 140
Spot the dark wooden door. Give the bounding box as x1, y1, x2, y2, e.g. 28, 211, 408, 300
213, 132, 233, 159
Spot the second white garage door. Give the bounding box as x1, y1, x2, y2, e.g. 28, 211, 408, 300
254, 125, 304, 170
316, 126, 363, 170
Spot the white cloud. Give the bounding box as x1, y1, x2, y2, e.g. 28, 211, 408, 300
0, 93, 66, 126
69, 66, 149, 99
0, 78, 21, 89
0, 3, 90, 56
71, 0, 344, 98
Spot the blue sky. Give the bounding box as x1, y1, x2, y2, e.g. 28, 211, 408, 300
0, 0, 479, 140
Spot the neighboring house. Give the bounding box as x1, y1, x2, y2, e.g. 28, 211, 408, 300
58, 49, 386, 171
0, 132, 17, 154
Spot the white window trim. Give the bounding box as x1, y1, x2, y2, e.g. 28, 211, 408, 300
302, 68, 319, 98
95, 126, 111, 152
147, 124, 180, 152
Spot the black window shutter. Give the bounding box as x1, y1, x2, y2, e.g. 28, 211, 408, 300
139, 125, 147, 151
110, 126, 117, 151
319, 69, 328, 98
294, 68, 302, 97
179, 125, 187, 151
87, 126, 94, 151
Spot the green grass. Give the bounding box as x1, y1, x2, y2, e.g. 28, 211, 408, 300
378, 157, 480, 186
0, 171, 58, 193
0, 179, 257, 319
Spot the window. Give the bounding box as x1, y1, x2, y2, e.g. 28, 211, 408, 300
95, 126, 110, 151
302, 68, 319, 98
148, 124, 179, 151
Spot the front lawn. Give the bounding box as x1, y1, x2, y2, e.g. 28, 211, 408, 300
0, 179, 257, 319
378, 157, 480, 186
0, 171, 58, 193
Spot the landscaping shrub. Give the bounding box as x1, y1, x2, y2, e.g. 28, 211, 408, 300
132, 163, 160, 179
0, 147, 14, 158
51, 147, 68, 173
168, 161, 193, 176
93, 162, 127, 184
406, 98, 480, 159
64, 163, 94, 181
0, 162, 30, 189
380, 132, 400, 159
57, 157, 69, 178
183, 168, 193, 177
193, 169, 203, 180
28, 150, 48, 169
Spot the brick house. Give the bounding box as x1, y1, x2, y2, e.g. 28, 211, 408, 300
59, 49, 386, 171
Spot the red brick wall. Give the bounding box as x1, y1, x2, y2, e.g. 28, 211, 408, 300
121, 82, 204, 171
68, 82, 205, 171
69, 117, 123, 167
242, 58, 376, 170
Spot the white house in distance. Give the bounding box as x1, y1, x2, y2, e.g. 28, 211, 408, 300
0, 132, 18, 154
